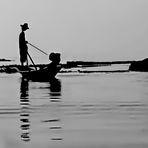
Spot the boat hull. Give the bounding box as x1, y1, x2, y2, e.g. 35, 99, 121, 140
20, 69, 60, 81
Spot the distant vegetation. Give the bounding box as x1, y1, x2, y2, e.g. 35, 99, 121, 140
129, 58, 148, 72
0, 58, 12, 62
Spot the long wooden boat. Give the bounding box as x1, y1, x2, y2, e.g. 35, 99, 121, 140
17, 51, 62, 81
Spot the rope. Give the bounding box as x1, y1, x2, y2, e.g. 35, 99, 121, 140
28, 42, 48, 55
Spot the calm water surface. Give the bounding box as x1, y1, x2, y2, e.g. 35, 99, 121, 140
0, 71, 148, 148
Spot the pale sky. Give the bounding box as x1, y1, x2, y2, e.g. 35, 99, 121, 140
0, 0, 148, 62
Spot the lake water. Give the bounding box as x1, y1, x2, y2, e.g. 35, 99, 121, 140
0, 69, 148, 148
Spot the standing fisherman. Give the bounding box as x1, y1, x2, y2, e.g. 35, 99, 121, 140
19, 23, 29, 66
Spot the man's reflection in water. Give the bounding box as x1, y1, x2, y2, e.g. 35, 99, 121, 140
20, 77, 30, 142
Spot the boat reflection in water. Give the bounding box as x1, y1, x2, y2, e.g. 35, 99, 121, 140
19, 77, 62, 142
45, 78, 63, 141
49, 78, 62, 102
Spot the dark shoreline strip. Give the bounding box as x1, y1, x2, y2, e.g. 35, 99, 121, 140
78, 70, 129, 73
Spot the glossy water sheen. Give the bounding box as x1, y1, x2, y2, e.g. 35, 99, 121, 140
0, 71, 148, 148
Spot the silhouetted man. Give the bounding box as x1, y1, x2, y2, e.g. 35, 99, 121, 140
19, 23, 29, 66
